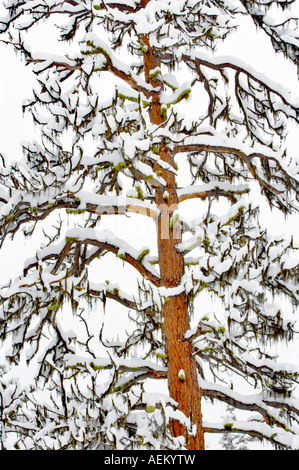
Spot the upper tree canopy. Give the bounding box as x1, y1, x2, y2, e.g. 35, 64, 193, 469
0, 0, 298, 450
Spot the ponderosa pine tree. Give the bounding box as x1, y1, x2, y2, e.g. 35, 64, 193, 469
0, 0, 299, 451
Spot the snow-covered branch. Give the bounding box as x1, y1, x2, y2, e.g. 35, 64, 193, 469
203, 419, 298, 450
65, 354, 167, 380
20, 227, 160, 288
200, 378, 299, 431
178, 182, 250, 204
0, 187, 158, 246
0, 0, 298, 451
240, 0, 299, 66
182, 51, 299, 118
173, 137, 298, 210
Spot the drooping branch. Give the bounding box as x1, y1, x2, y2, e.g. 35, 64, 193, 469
66, 0, 152, 12
173, 141, 298, 207
65, 354, 167, 382
22, 232, 160, 288
1, 36, 158, 103
239, 0, 299, 66
203, 421, 293, 449
193, 326, 299, 402
0, 191, 158, 247
200, 379, 299, 430
71, 236, 160, 286
0, 0, 298, 452
89, 284, 139, 311
178, 184, 250, 204
180, 52, 299, 120
81, 36, 159, 99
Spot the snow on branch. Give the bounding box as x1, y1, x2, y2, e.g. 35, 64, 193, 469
168, 48, 299, 146
20, 227, 160, 288
173, 135, 299, 211
183, 51, 299, 115
203, 419, 298, 450
0, 0, 299, 451
81, 33, 158, 98
178, 182, 250, 204
65, 353, 167, 380
199, 378, 299, 432
0, 187, 159, 247
240, 0, 299, 66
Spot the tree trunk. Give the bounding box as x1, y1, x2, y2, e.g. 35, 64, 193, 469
142, 38, 205, 450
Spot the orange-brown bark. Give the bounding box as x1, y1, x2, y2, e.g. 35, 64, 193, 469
142, 40, 205, 450
155, 146, 205, 450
